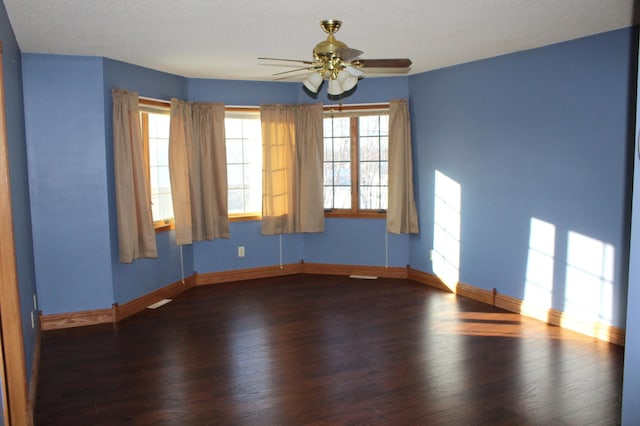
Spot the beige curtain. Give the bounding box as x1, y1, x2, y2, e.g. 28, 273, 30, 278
169, 99, 229, 245
261, 103, 324, 235
112, 89, 157, 263
387, 99, 419, 234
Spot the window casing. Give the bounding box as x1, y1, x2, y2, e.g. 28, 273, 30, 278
323, 108, 389, 218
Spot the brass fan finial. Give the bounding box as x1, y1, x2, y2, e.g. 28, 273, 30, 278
320, 19, 342, 35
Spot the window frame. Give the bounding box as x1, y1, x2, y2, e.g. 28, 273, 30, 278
322, 104, 389, 219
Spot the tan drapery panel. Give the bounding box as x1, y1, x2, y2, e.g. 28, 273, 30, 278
387, 99, 419, 234
112, 89, 157, 263
169, 99, 229, 245
261, 103, 324, 235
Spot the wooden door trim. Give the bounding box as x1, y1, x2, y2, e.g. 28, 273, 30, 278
0, 39, 30, 425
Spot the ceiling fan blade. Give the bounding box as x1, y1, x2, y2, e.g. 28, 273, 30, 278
272, 66, 321, 76
258, 57, 315, 65
355, 58, 412, 68
336, 47, 363, 62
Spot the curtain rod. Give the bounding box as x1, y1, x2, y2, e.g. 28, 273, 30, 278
138, 96, 389, 112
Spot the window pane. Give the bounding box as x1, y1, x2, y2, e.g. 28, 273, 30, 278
149, 114, 170, 139
380, 161, 388, 186
228, 189, 244, 213
323, 118, 333, 137
360, 186, 381, 210
379, 115, 389, 135
324, 139, 333, 162
359, 116, 380, 136
156, 166, 171, 189
360, 137, 380, 161
334, 162, 351, 186
323, 187, 334, 209
324, 163, 333, 186
157, 193, 173, 221
153, 139, 169, 166
227, 164, 244, 189
334, 186, 351, 209
380, 136, 388, 161
332, 117, 351, 137
226, 139, 243, 163
333, 137, 350, 161
225, 118, 243, 136
380, 187, 388, 210
360, 161, 380, 186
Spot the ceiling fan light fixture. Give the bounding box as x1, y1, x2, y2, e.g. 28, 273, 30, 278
260, 20, 412, 98
303, 72, 323, 93
327, 78, 344, 96
337, 70, 358, 92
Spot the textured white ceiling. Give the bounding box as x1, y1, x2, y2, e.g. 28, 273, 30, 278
4, 0, 638, 81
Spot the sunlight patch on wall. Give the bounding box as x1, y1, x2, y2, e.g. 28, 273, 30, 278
564, 231, 614, 326
522, 218, 556, 320
432, 170, 461, 291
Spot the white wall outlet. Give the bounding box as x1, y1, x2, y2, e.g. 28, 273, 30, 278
238, 246, 245, 257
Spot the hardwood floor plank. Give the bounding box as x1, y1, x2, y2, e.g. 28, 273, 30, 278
35, 275, 623, 424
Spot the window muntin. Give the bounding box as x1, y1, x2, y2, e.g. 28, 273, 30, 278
225, 111, 262, 218
323, 111, 389, 216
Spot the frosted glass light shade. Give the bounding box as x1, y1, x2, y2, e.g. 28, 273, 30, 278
303, 72, 323, 93
327, 78, 343, 95
337, 70, 358, 92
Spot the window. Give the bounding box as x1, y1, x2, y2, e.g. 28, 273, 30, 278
323, 110, 389, 217
140, 104, 174, 231
225, 111, 262, 219
139, 101, 387, 225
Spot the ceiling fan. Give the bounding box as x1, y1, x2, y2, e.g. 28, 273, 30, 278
258, 19, 412, 96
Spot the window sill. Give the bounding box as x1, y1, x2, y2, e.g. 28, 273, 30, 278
154, 222, 175, 233
324, 210, 386, 219
229, 214, 262, 222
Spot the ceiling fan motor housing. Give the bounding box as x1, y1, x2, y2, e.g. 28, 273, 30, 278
314, 20, 347, 78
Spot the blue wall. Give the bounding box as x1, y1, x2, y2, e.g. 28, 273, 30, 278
21, 55, 115, 313
408, 28, 635, 328
0, 0, 38, 391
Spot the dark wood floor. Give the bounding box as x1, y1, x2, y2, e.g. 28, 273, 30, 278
35, 275, 624, 425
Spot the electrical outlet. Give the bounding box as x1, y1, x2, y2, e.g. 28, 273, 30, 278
238, 246, 245, 257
